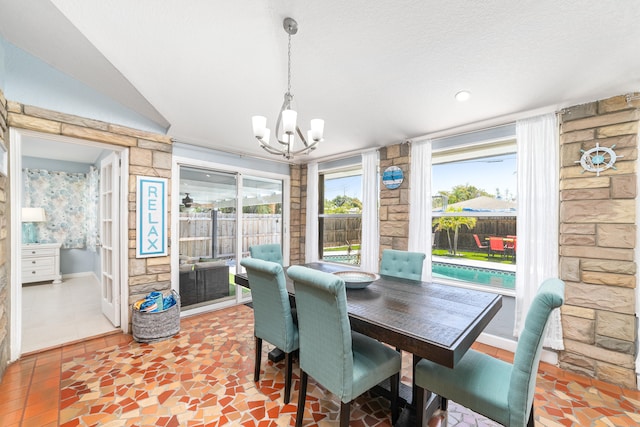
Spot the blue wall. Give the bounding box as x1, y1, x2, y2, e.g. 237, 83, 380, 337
173, 142, 290, 176
2, 36, 165, 134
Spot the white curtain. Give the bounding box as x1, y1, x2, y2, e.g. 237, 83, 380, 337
408, 140, 433, 281
305, 161, 319, 263
360, 150, 380, 272
514, 113, 563, 349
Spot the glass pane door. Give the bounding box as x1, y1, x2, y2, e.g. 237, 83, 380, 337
178, 167, 236, 309
237, 175, 284, 301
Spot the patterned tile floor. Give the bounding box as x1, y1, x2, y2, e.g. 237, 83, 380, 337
1, 304, 639, 426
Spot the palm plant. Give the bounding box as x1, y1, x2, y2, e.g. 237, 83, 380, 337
433, 207, 477, 256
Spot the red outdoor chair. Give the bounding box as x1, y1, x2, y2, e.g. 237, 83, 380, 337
473, 234, 489, 257
488, 237, 506, 258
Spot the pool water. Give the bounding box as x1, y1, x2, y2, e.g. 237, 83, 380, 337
432, 261, 515, 290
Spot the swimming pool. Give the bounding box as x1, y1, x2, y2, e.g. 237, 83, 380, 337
432, 261, 515, 290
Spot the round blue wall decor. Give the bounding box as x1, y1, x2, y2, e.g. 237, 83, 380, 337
382, 166, 404, 189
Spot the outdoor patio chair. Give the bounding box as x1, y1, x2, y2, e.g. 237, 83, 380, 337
380, 249, 426, 281
249, 243, 284, 265
488, 237, 506, 258
287, 265, 401, 427
414, 278, 565, 427
240, 257, 298, 403
473, 234, 488, 251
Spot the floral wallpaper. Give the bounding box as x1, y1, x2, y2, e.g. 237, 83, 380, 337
24, 168, 99, 249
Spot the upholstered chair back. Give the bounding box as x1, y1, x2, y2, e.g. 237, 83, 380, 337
249, 243, 284, 266
379, 249, 426, 281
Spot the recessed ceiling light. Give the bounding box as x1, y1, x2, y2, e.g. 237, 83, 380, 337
455, 91, 471, 102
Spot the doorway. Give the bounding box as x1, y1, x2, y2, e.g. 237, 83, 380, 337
9, 128, 128, 358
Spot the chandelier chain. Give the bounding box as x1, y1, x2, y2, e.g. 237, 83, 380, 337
287, 32, 292, 95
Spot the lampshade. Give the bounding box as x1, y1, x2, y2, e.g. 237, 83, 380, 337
22, 207, 47, 223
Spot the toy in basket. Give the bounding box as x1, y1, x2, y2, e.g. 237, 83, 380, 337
132, 290, 180, 343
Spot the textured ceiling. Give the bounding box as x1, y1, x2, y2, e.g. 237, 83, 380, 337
2, 0, 640, 163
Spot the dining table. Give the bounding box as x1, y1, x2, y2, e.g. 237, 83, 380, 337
234, 261, 503, 424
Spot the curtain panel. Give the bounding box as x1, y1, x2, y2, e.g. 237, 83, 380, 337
514, 113, 563, 350
360, 150, 380, 272
408, 140, 433, 281
24, 168, 100, 250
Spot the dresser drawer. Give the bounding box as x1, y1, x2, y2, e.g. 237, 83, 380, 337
22, 247, 57, 257
22, 257, 54, 269
22, 263, 56, 277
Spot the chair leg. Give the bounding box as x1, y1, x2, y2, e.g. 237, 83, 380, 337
295, 371, 308, 427
284, 351, 293, 404
527, 404, 534, 427
339, 401, 351, 427
254, 336, 262, 382
390, 372, 400, 424
415, 384, 425, 427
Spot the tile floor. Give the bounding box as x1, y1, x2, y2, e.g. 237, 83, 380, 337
1, 304, 639, 426
21, 276, 118, 354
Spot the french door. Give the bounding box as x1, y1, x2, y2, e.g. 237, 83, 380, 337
100, 152, 121, 326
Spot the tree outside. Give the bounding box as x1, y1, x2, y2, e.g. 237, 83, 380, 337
433, 208, 477, 256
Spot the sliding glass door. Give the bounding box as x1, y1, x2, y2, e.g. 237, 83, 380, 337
177, 165, 285, 309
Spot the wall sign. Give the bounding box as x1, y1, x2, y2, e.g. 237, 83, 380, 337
382, 166, 404, 189
136, 176, 168, 258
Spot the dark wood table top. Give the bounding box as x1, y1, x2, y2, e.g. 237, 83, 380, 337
234, 261, 502, 369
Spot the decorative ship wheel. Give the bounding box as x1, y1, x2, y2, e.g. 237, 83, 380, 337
575, 143, 621, 176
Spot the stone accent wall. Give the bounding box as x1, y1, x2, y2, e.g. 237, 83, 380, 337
289, 164, 305, 266
559, 93, 639, 389
0, 89, 9, 380
6, 102, 173, 328
379, 143, 411, 255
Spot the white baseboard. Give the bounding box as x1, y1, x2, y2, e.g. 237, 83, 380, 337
477, 332, 558, 365
62, 271, 100, 281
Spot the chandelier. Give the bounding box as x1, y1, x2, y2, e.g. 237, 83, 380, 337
252, 17, 324, 159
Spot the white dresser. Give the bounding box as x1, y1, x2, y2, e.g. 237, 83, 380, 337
22, 243, 62, 284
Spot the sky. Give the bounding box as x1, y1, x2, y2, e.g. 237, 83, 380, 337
324, 153, 517, 202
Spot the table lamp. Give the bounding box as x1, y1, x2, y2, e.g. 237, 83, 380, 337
22, 207, 47, 244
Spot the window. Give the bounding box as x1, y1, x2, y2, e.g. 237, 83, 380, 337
319, 167, 363, 265
431, 140, 517, 292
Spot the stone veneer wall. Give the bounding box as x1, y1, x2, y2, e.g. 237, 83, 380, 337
0, 90, 9, 380
289, 164, 305, 266
6, 102, 174, 328
379, 143, 411, 254
559, 93, 639, 389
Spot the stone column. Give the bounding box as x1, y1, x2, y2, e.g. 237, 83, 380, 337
289, 164, 304, 265
559, 93, 639, 389
379, 143, 411, 257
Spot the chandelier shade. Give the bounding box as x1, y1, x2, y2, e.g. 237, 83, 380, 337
251, 17, 324, 159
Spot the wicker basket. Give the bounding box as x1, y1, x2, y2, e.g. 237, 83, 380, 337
132, 291, 180, 343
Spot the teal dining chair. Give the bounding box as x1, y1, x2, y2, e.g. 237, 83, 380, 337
249, 243, 284, 265
240, 257, 298, 403
380, 249, 426, 281
287, 265, 401, 427
414, 278, 565, 427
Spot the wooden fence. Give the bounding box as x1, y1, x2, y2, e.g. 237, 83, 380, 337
321, 215, 362, 248
179, 211, 282, 259
433, 217, 517, 251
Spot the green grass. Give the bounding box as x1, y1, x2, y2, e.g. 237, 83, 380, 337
432, 249, 515, 265
324, 244, 361, 252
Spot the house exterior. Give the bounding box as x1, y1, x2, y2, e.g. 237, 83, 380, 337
0, 35, 638, 390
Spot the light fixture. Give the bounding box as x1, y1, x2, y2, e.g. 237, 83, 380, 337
22, 207, 47, 244
182, 193, 193, 208
455, 90, 471, 102
252, 17, 324, 159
